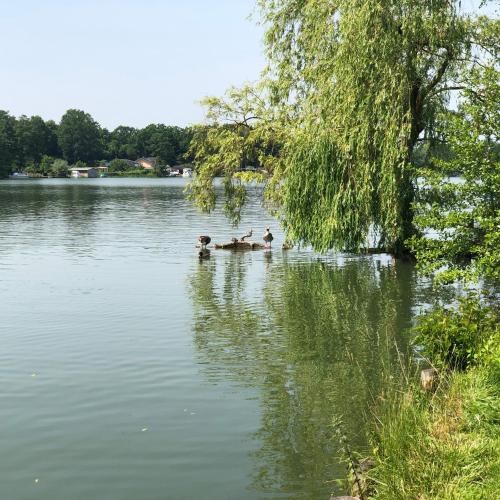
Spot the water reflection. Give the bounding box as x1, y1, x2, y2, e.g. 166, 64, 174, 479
0, 179, 189, 259
189, 254, 416, 498
0, 179, 427, 499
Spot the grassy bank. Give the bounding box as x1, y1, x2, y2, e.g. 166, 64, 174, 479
363, 299, 500, 499
367, 363, 499, 499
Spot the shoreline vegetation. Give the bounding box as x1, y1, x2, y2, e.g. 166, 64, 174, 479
338, 296, 499, 500
367, 360, 499, 499
0, 109, 194, 178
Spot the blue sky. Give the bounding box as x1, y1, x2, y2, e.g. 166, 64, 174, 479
1, 0, 495, 130
1, 0, 265, 129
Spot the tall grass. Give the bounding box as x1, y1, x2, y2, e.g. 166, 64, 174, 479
367, 362, 500, 499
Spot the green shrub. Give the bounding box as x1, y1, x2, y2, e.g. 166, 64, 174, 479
108, 159, 133, 173
39, 155, 55, 176
414, 295, 499, 371
72, 160, 87, 169
50, 159, 69, 178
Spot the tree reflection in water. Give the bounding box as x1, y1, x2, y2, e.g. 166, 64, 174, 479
188, 253, 417, 498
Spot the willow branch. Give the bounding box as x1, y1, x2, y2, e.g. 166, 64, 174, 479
428, 85, 466, 98
422, 48, 453, 99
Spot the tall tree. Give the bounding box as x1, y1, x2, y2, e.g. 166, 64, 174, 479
259, 0, 470, 253
107, 126, 139, 159
189, 1, 496, 254
99, 127, 112, 160
136, 124, 176, 165
45, 120, 61, 157
15, 115, 59, 164
0, 110, 18, 176
57, 109, 102, 164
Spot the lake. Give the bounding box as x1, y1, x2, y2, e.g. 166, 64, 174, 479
0, 178, 427, 499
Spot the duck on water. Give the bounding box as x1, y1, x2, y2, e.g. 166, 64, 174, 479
263, 227, 273, 248
197, 235, 211, 259
197, 235, 211, 249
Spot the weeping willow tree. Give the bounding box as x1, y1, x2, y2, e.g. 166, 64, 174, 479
188, 1, 494, 254
187, 82, 291, 224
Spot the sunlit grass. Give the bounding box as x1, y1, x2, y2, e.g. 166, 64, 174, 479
367, 363, 500, 499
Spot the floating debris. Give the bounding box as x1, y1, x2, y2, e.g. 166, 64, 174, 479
141, 427, 148, 432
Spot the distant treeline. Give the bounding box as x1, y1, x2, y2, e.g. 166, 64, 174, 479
0, 109, 193, 177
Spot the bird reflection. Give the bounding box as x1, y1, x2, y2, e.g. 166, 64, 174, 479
198, 249, 211, 260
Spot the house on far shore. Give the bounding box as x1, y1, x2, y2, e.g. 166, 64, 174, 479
137, 157, 157, 170
69, 165, 108, 178
70, 166, 97, 178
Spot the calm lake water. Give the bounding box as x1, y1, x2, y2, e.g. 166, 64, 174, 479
0, 178, 428, 499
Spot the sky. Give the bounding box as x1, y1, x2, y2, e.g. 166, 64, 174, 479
1, 0, 496, 131
1, 0, 265, 129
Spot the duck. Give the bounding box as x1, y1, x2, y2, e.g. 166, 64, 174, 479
240, 229, 253, 242
263, 227, 274, 248
198, 235, 211, 249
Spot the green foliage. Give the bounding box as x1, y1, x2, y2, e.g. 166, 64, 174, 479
0, 110, 18, 176
111, 168, 155, 177
134, 124, 191, 165
0, 108, 198, 175
475, 331, 500, 372
413, 296, 499, 371
107, 126, 139, 159
0, 112, 59, 175
369, 365, 500, 499
135, 124, 174, 165
57, 109, 102, 164
153, 162, 171, 177
108, 158, 134, 173
410, 62, 500, 283
50, 159, 69, 178
39, 155, 56, 176
188, 1, 493, 253
15, 115, 59, 164
186, 84, 288, 223
72, 160, 87, 170
412, 140, 455, 168
104, 124, 192, 165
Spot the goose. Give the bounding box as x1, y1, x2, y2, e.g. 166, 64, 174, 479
240, 229, 253, 242
198, 235, 211, 249
263, 227, 274, 248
